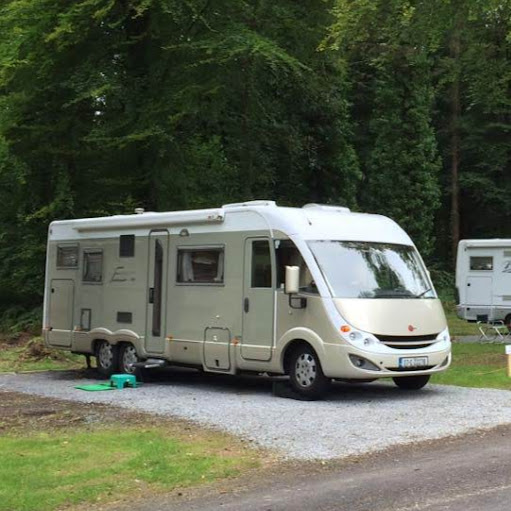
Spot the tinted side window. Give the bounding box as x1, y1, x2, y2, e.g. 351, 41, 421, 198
119, 235, 135, 257
177, 248, 224, 284
251, 240, 272, 288
83, 250, 103, 282
275, 240, 317, 293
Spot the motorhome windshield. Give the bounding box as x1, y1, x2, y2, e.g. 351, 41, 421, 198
308, 241, 435, 299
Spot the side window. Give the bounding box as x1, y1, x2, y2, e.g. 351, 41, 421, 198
83, 250, 103, 283
57, 245, 79, 269
251, 240, 272, 288
470, 256, 493, 271
119, 235, 135, 257
275, 240, 317, 293
177, 248, 224, 284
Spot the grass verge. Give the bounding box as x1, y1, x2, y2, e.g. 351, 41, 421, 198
0, 428, 256, 511
0, 392, 261, 511
431, 342, 511, 391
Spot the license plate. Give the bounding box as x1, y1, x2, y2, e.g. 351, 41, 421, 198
399, 356, 428, 369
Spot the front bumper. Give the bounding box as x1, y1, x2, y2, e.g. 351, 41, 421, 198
321, 341, 451, 379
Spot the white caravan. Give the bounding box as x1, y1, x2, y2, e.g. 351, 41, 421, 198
43, 200, 451, 398
456, 239, 511, 328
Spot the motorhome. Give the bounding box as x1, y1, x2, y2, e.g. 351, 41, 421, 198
43, 200, 451, 398
456, 239, 511, 328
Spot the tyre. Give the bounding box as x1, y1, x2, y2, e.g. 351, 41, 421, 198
393, 375, 430, 390
505, 315, 511, 333
95, 340, 119, 377
289, 344, 330, 399
119, 343, 143, 379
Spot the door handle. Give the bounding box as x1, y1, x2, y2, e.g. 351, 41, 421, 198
149, 287, 154, 304
467, 283, 471, 287
244, 297, 249, 313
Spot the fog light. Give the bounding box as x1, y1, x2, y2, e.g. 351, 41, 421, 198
349, 355, 380, 371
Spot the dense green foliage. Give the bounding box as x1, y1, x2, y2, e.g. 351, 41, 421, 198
0, 0, 510, 326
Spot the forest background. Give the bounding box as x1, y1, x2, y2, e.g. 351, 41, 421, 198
0, 0, 510, 330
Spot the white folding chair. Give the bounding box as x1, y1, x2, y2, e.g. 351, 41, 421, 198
477, 315, 511, 343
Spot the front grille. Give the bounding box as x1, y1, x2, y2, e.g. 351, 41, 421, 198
376, 333, 439, 350
385, 343, 432, 350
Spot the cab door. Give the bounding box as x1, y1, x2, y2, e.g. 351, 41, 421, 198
145, 231, 169, 353
241, 238, 275, 361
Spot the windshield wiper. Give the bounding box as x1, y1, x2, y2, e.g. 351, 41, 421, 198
415, 287, 433, 298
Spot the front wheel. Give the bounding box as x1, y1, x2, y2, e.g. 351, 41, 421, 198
289, 345, 330, 399
96, 340, 119, 378
393, 375, 430, 390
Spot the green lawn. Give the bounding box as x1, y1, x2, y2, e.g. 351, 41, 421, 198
431, 342, 511, 390
0, 427, 258, 511
443, 300, 480, 337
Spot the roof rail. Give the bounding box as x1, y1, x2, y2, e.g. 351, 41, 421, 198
223, 200, 277, 209
302, 203, 350, 213
73, 209, 224, 232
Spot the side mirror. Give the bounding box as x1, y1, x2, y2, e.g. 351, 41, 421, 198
285, 266, 300, 295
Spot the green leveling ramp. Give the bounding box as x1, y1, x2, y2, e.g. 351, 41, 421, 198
75, 374, 138, 392
74, 383, 116, 392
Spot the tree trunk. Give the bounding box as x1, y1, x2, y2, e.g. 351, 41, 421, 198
449, 18, 461, 266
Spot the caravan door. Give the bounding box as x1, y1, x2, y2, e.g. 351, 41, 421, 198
48, 279, 74, 347
145, 231, 169, 354
466, 276, 492, 306
241, 238, 274, 361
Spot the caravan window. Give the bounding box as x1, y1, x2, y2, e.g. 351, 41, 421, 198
57, 245, 79, 268
177, 247, 224, 284
470, 256, 493, 271
83, 250, 103, 283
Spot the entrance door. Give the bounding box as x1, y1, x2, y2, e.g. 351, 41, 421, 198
466, 276, 492, 305
145, 231, 169, 353
48, 279, 74, 347
241, 238, 274, 361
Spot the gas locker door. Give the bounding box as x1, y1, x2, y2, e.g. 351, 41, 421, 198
241, 238, 275, 361
466, 276, 492, 305
48, 279, 74, 347
145, 231, 169, 354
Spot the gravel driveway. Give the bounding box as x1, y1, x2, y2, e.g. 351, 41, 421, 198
1, 369, 510, 460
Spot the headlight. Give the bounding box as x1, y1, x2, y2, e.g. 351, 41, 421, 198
436, 327, 450, 343
343, 329, 379, 346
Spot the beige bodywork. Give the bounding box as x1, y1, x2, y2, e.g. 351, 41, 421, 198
44, 206, 451, 381
334, 299, 447, 337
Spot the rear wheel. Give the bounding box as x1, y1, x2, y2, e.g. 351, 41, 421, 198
393, 375, 430, 390
119, 343, 143, 379
95, 340, 119, 377
289, 345, 330, 399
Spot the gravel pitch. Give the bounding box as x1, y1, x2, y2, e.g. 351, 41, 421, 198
1, 370, 510, 460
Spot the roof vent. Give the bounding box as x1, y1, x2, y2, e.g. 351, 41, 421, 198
303, 203, 350, 213
134, 208, 145, 215
223, 200, 276, 209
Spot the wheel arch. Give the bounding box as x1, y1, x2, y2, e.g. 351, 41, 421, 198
277, 328, 326, 374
